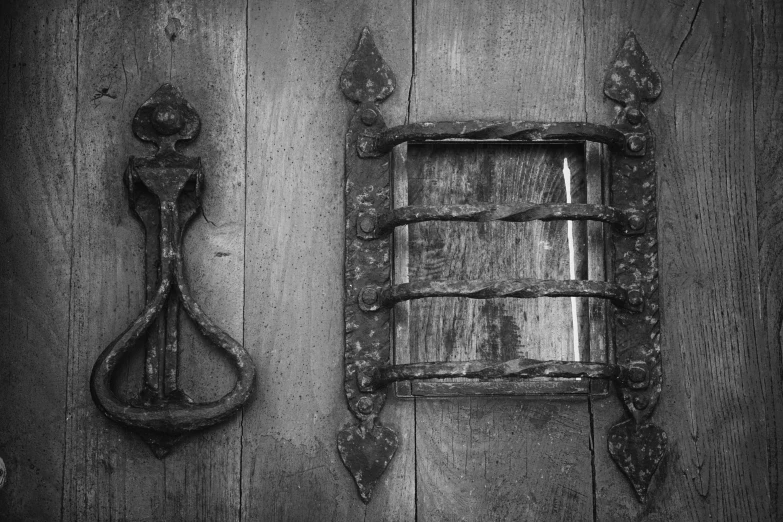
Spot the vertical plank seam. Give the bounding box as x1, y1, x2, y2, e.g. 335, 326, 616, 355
588, 393, 597, 522
61, 1, 81, 519
749, 1, 776, 517
581, 0, 587, 125
406, 0, 416, 125
5, 11, 10, 101
239, 0, 250, 520
581, 1, 597, 520
410, 2, 418, 520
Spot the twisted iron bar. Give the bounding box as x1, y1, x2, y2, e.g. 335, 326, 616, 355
363, 202, 644, 238
359, 278, 640, 312
359, 358, 624, 392
358, 120, 630, 157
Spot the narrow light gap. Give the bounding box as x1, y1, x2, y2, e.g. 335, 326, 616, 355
563, 157, 580, 361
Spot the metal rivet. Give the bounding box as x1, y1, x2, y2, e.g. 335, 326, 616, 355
628, 213, 645, 231
633, 396, 650, 410
360, 287, 379, 306
151, 103, 184, 135
626, 108, 643, 125
627, 135, 645, 153
359, 216, 375, 234
360, 108, 378, 126
628, 366, 648, 383
356, 396, 374, 415
627, 290, 643, 307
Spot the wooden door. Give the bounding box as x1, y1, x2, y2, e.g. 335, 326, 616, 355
1, 0, 782, 520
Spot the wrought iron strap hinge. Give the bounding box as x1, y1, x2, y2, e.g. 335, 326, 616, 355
339, 28, 667, 503
90, 84, 256, 457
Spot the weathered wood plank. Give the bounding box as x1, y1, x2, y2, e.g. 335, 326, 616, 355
411, 0, 594, 519
63, 2, 247, 520
242, 1, 414, 520
754, 0, 783, 518
0, 1, 76, 520
417, 398, 593, 521
586, 1, 771, 519
405, 144, 586, 365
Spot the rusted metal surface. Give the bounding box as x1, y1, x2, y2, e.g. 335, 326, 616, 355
359, 359, 623, 392
608, 420, 668, 503
360, 202, 645, 239
339, 28, 398, 503
604, 32, 667, 501
603, 33, 662, 109
358, 120, 637, 157
90, 84, 256, 458
337, 422, 399, 503
358, 279, 641, 312
340, 28, 666, 504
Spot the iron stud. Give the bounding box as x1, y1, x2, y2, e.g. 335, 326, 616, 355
360, 287, 379, 306
627, 290, 643, 307
628, 213, 645, 231
627, 135, 645, 153
356, 396, 374, 415
359, 216, 375, 234
626, 107, 643, 125
361, 108, 378, 126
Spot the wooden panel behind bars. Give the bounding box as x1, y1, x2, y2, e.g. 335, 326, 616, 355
395, 143, 596, 396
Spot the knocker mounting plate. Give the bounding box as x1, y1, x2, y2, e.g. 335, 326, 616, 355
90, 84, 256, 457
339, 28, 667, 503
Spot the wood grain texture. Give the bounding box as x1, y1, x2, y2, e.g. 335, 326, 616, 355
417, 398, 593, 522
242, 1, 414, 520
0, 2, 76, 520
411, 0, 594, 519
586, 1, 771, 519
754, 0, 783, 518
62, 2, 247, 520
405, 144, 586, 366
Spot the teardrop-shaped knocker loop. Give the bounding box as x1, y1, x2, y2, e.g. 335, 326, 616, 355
90, 84, 256, 457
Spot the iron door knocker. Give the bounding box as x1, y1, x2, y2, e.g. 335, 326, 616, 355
90, 84, 256, 457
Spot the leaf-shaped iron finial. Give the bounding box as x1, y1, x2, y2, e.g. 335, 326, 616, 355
608, 420, 668, 502
340, 27, 396, 104
338, 421, 399, 503
604, 32, 662, 108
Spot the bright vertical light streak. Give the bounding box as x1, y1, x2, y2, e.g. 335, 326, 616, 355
563, 158, 580, 361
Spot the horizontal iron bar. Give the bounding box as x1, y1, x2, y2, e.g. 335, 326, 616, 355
359, 279, 641, 312
359, 359, 623, 391
358, 121, 629, 156
365, 202, 644, 238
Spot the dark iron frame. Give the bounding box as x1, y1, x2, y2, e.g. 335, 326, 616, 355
339, 28, 667, 503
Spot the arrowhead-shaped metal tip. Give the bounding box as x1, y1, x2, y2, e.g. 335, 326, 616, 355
608, 419, 667, 502
604, 32, 662, 107
338, 421, 399, 503
340, 27, 396, 104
